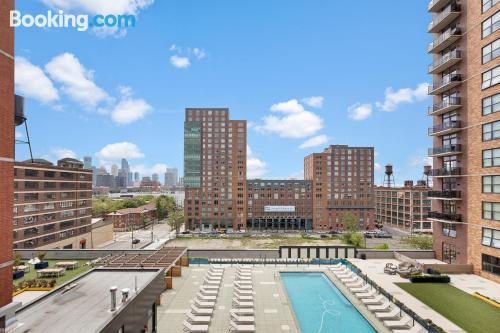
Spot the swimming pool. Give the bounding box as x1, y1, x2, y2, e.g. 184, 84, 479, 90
280, 272, 376, 333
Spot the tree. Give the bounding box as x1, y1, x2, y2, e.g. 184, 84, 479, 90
342, 212, 359, 233
140, 213, 150, 228
167, 209, 184, 236
155, 195, 177, 222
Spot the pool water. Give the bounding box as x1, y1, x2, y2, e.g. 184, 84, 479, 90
280, 272, 376, 333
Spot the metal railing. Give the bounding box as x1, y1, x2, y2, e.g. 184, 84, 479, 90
427, 211, 462, 222
428, 120, 461, 135
428, 74, 462, 93
428, 167, 461, 176
428, 50, 461, 72
428, 3, 461, 31
428, 144, 461, 156
428, 27, 461, 52
427, 190, 461, 199
428, 97, 461, 115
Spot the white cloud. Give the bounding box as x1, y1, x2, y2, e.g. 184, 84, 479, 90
170, 55, 190, 69
299, 135, 329, 149
247, 145, 268, 179
287, 171, 304, 180
376, 83, 429, 112
130, 163, 167, 177
96, 142, 145, 161
302, 96, 324, 108
45, 53, 110, 109
111, 98, 152, 125
256, 99, 324, 138
189, 47, 206, 59
41, 0, 154, 15
50, 147, 77, 160
15, 57, 59, 104
410, 155, 433, 168
348, 103, 372, 121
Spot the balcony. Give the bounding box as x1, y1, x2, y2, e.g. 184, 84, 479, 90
428, 167, 461, 177
428, 4, 461, 33
427, 211, 462, 223
428, 97, 461, 116
427, 190, 461, 199
428, 74, 462, 95
428, 144, 462, 157
428, 120, 462, 136
428, 27, 461, 53
428, 0, 451, 12
428, 50, 462, 74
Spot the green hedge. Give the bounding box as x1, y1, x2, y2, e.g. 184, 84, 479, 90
410, 274, 450, 283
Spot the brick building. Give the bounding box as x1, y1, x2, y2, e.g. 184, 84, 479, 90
184, 108, 247, 231
13, 158, 93, 249
246, 179, 313, 230
304, 145, 375, 231
0, 0, 14, 310
428, 0, 500, 281
375, 180, 433, 234
106, 203, 157, 231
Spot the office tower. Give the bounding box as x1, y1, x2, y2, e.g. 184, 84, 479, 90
427, 0, 500, 282
13, 158, 93, 249
184, 108, 247, 231
134, 171, 140, 182
152, 173, 160, 183
83, 156, 92, 169
120, 158, 130, 186
0, 0, 14, 308
128, 172, 133, 185
165, 167, 179, 187
111, 164, 119, 176
375, 180, 432, 233
304, 145, 375, 231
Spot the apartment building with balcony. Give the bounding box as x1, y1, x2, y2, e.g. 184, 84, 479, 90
13, 158, 93, 250
246, 179, 313, 231
184, 108, 247, 231
375, 180, 433, 234
428, 0, 500, 281
304, 145, 375, 231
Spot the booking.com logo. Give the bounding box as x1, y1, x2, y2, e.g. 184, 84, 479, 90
10, 10, 136, 32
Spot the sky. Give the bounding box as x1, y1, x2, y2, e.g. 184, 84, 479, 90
13, 0, 432, 184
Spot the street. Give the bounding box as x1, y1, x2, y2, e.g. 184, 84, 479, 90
98, 222, 177, 250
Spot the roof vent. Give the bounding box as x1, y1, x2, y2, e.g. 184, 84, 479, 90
110, 286, 117, 311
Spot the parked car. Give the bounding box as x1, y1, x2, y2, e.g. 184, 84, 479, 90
132, 239, 140, 244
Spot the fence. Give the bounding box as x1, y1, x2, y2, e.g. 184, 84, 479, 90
279, 246, 357, 259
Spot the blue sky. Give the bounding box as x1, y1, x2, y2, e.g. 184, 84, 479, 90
13, 0, 432, 184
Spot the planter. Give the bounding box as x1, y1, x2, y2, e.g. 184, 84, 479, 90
13, 270, 25, 280
35, 261, 49, 269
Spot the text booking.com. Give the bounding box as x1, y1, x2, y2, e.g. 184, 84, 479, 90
10, 10, 136, 32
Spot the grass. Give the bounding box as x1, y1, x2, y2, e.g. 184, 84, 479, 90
396, 283, 500, 333
14, 259, 92, 288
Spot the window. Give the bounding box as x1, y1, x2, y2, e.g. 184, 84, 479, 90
482, 65, 500, 89
482, 254, 500, 276
483, 93, 500, 115
442, 223, 457, 238
483, 175, 500, 193
483, 202, 500, 220
482, 228, 500, 248
483, 39, 500, 64
482, 11, 500, 38
483, 120, 500, 141
483, 0, 500, 13
483, 148, 500, 167
24, 169, 38, 177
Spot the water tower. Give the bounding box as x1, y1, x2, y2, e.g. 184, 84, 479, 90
14, 95, 34, 162
383, 164, 395, 187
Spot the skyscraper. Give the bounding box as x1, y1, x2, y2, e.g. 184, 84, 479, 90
120, 158, 130, 186
152, 173, 160, 183
427, 0, 500, 282
134, 171, 140, 182
165, 167, 178, 187
111, 164, 119, 176
83, 156, 92, 169
184, 108, 247, 231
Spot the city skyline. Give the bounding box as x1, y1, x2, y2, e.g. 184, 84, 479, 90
13, 0, 432, 185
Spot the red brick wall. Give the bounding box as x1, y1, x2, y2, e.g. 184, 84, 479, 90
0, 0, 14, 307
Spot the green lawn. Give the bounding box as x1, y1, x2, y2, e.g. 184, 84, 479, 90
396, 283, 500, 333
14, 259, 92, 288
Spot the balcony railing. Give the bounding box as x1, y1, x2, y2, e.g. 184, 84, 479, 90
428, 97, 461, 115
428, 120, 461, 135
428, 167, 461, 177
428, 211, 462, 222
428, 27, 461, 53
428, 74, 462, 95
428, 50, 462, 74
428, 0, 451, 12
428, 3, 461, 33
428, 144, 461, 156
427, 190, 461, 199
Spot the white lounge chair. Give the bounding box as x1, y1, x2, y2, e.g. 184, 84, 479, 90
330, 263, 342, 269
229, 320, 255, 332
207, 271, 223, 277
205, 274, 222, 280
233, 293, 253, 301
231, 308, 255, 316
341, 276, 361, 283
367, 301, 391, 312
350, 284, 370, 293
236, 275, 252, 280
196, 293, 216, 301
234, 288, 253, 295
186, 311, 211, 324
183, 320, 209, 332
199, 288, 218, 296
375, 308, 400, 319
190, 304, 213, 315
231, 312, 255, 323
237, 272, 252, 277
393, 325, 423, 333
361, 295, 385, 305
334, 270, 354, 277
356, 289, 378, 299
194, 299, 215, 308
232, 298, 254, 308
384, 317, 412, 329
203, 278, 220, 285
346, 280, 365, 288
234, 280, 253, 285
202, 284, 219, 290
234, 283, 253, 290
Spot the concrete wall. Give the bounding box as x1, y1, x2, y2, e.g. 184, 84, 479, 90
356, 249, 435, 260
188, 249, 279, 259
14, 249, 156, 260
91, 221, 114, 248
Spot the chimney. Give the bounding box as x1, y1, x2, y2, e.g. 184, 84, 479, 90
110, 286, 117, 311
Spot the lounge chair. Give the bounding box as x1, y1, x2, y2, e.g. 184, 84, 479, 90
383, 263, 397, 275
361, 295, 385, 305
233, 293, 253, 301
207, 271, 223, 277
367, 301, 391, 312
235, 283, 253, 290
234, 288, 253, 295
234, 280, 252, 285
231, 308, 255, 316
232, 298, 254, 308
182, 320, 209, 332
231, 312, 255, 323
375, 308, 400, 320
196, 293, 216, 301
199, 288, 218, 296
335, 271, 355, 279
330, 262, 342, 269
201, 284, 219, 290
186, 311, 211, 324
330, 265, 348, 272
393, 325, 423, 333
236, 275, 252, 280
194, 299, 215, 308
350, 284, 370, 293
190, 304, 213, 315
205, 274, 222, 280
356, 289, 378, 299
229, 320, 255, 332
237, 271, 252, 277
384, 317, 412, 329
203, 278, 220, 285
341, 276, 361, 283
345, 280, 365, 288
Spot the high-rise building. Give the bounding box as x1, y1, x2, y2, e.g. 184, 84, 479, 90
120, 158, 130, 186
184, 108, 247, 231
304, 145, 375, 231
152, 173, 160, 183
427, 0, 500, 281
111, 164, 119, 176
83, 156, 92, 169
0, 0, 15, 308
375, 180, 433, 233
165, 167, 179, 187
134, 171, 140, 182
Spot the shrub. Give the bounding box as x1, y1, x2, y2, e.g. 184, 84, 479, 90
350, 233, 363, 247
409, 274, 450, 283
374, 243, 389, 250
402, 235, 433, 250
